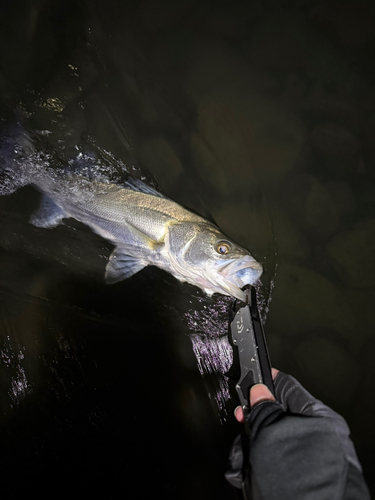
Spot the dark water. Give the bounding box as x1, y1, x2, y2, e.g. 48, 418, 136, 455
0, 0, 374, 498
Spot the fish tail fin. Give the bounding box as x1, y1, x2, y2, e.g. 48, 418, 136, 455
0, 122, 36, 196
30, 193, 67, 229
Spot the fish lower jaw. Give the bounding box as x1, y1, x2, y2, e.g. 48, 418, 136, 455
169, 269, 232, 299
199, 282, 244, 301
203, 288, 245, 302
216, 283, 246, 301
198, 273, 247, 301
159, 257, 248, 301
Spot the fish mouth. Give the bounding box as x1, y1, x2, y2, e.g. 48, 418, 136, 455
212, 256, 263, 301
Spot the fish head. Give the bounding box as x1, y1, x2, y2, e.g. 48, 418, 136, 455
166, 222, 263, 301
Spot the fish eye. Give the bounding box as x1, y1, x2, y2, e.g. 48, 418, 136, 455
216, 241, 232, 255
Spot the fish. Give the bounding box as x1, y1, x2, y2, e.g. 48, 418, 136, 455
0, 130, 263, 301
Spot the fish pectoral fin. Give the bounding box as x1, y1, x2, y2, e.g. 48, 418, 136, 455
105, 247, 147, 284
30, 194, 67, 228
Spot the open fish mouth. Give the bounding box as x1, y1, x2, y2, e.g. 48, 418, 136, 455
209, 256, 263, 301
219, 256, 263, 283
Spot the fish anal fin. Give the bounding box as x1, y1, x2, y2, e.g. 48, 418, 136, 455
30, 194, 67, 228
105, 247, 147, 284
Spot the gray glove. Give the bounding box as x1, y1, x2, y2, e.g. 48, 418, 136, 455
226, 372, 370, 500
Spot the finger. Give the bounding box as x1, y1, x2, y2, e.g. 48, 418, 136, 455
234, 405, 244, 423
234, 384, 276, 423
271, 367, 280, 380
274, 372, 319, 415
250, 384, 275, 407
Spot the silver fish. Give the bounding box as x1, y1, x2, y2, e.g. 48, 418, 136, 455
1, 135, 263, 301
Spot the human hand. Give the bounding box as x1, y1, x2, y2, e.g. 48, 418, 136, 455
234, 368, 279, 423
227, 370, 369, 499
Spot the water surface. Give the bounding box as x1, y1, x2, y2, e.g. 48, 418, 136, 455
0, 1, 374, 498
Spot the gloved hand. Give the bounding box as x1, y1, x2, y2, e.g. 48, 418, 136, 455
226, 370, 370, 500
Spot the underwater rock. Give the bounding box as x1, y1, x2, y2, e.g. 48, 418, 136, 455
205, 9, 250, 42
201, 0, 265, 42
362, 114, 375, 167
138, 89, 186, 133
357, 181, 375, 213
185, 41, 248, 102
311, 122, 361, 175
358, 336, 375, 416
247, 10, 347, 80
184, 40, 282, 105
271, 207, 310, 262
324, 180, 356, 216
191, 79, 305, 195
343, 289, 375, 342
326, 219, 375, 289
138, 0, 198, 30
310, 2, 375, 48
138, 136, 184, 190
283, 173, 340, 239
212, 197, 273, 262
282, 73, 307, 109
266, 262, 356, 338
306, 83, 358, 129
294, 336, 360, 406
214, 199, 308, 264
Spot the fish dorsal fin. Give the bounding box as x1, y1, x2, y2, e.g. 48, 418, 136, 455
124, 178, 167, 199
105, 247, 148, 284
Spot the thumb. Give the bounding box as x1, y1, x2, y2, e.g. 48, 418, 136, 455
234, 384, 276, 423
250, 384, 275, 407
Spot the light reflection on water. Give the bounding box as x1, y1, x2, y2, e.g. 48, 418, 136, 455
190, 335, 232, 412
183, 281, 275, 415
1, 335, 33, 407
185, 295, 233, 412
